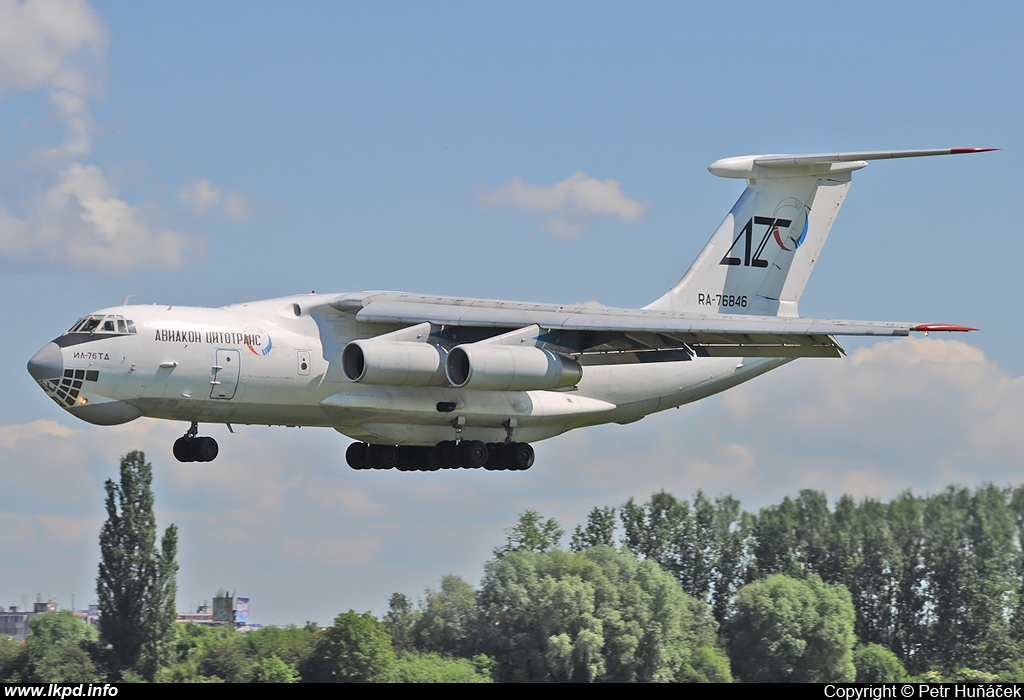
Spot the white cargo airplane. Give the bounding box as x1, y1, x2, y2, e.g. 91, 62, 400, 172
28, 148, 991, 471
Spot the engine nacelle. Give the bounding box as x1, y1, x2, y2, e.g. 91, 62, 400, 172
446, 344, 582, 391
342, 340, 448, 386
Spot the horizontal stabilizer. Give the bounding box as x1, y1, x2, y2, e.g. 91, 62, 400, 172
710, 147, 997, 179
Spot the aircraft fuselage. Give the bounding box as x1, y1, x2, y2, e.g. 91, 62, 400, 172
28, 294, 784, 451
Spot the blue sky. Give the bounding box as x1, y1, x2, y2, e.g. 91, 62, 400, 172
1, 0, 1022, 625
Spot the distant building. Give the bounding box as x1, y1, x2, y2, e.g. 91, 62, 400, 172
175, 593, 253, 628
177, 603, 215, 626
0, 600, 57, 641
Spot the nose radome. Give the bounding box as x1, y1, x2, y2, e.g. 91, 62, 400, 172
27, 342, 63, 381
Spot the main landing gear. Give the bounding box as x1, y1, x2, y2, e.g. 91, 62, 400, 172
173, 422, 219, 463
345, 440, 535, 472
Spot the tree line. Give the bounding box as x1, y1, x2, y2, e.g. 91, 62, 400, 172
2, 450, 1022, 682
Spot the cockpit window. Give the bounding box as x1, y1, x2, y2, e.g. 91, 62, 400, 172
65, 315, 138, 336
79, 317, 102, 333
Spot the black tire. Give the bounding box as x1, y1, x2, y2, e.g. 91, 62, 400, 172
346, 442, 368, 470
427, 444, 446, 471
173, 437, 191, 463
461, 440, 488, 469
194, 436, 219, 462
396, 446, 427, 471
508, 442, 535, 471
439, 440, 459, 468
368, 444, 400, 469
484, 443, 505, 471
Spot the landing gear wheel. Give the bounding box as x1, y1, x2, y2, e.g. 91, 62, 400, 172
346, 442, 368, 470
428, 444, 446, 471
397, 446, 429, 472
507, 442, 535, 471
173, 437, 191, 463
485, 443, 504, 471
460, 440, 488, 469
439, 440, 459, 469
367, 444, 400, 470
193, 436, 219, 463
173, 422, 219, 463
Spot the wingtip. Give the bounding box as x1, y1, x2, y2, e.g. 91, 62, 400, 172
950, 147, 999, 154
912, 324, 978, 332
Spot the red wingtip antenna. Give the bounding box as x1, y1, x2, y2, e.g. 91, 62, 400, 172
912, 324, 978, 333
950, 147, 999, 154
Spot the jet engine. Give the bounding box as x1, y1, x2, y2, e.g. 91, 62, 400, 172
445, 344, 582, 391
342, 339, 448, 386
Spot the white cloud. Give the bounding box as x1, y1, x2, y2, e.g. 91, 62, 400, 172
221, 190, 257, 221
41, 89, 92, 160
0, 0, 225, 272
0, 0, 108, 98
177, 178, 259, 221
176, 178, 223, 217
710, 337, 1024, 499
478, 171, 650, 239
0, 162, 204, 271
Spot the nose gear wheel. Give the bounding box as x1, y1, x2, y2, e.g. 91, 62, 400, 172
173, 422, 219, 463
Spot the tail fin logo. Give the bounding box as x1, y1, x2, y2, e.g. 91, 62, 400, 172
719, 198, 809, 266
775, 217, 809, 252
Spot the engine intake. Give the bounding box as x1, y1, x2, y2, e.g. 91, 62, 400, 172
446, 344, 582, 391
342, 340, 448, 386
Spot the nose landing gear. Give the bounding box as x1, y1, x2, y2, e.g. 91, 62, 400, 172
173, 422, 219, 463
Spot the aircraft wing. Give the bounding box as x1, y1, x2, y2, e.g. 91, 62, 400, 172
327, 292, 973, 362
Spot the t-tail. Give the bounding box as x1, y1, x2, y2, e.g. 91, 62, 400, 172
646, 148, 996, 317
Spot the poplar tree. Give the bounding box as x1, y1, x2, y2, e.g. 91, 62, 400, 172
96, 451, 178, 679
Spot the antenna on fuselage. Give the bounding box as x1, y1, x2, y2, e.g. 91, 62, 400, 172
122, 295, 133, 306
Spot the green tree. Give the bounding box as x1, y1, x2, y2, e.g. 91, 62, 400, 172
194, 633, 252, 683
709, 495, 748, 625
1011, 484, 1024, 649
752, 491, 834, 580
727, 573, 856, 683
96, 451, 178, 679
921, 485, 1019, 674
413, 575, 477, 657
384, 652, 493, 683
252, 654, 300, 683
17, 611, 103, 683
889, 491, 927, 668
238, 624, 316, 671
849, 498, 898, 648
383, 592, 418, 652
621, 491, 688, 582
301, 611, 395, 682
495, 510, 565, 557
477, 545, 722, 682
571, 506, 617, 552
854, 643, 908, 682
0, 635, 24, 682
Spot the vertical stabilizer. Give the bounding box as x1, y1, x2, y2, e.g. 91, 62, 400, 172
646, 148, 995, 317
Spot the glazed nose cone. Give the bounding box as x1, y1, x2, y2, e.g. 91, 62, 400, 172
28, 342, 63, 381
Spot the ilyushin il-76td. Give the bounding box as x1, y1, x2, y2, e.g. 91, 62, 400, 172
28, 148, 993, 471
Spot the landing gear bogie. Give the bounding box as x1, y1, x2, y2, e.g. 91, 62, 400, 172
173, 423, 219, 463
345, 440, 534, 471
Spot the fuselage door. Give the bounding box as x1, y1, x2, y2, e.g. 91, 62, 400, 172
210, 349, 241, 400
